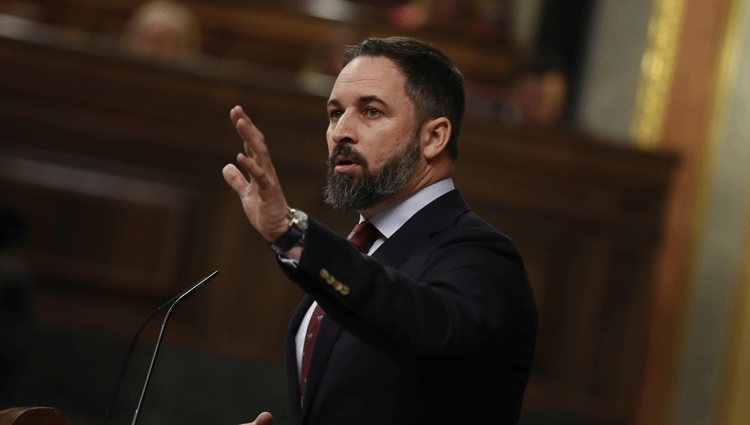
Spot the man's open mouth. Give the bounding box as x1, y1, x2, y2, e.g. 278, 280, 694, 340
335, 155, 357, 166
333, 155, 361, 172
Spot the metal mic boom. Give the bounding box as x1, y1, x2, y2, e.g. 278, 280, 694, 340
101, 270, 219, 425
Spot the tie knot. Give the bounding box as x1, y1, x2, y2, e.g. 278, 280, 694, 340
347, 221, 380, 253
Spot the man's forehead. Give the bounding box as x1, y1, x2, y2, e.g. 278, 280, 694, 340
339, 55, 401, 76
329, 56, 406, 100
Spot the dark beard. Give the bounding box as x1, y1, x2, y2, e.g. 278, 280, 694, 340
323, 136, 421, 211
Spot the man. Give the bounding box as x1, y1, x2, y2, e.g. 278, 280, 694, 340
223, 37, 537, 425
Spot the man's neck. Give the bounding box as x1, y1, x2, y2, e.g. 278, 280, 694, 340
363, 178, 455, 243
359, 188, 417, 220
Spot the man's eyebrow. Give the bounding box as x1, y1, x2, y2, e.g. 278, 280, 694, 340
326, 96, 388, 108
357, 96, 388, 108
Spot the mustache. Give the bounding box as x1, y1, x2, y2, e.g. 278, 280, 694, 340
328, 144, 368, 167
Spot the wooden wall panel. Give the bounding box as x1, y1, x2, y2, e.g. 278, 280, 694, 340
0, 161, 189, 297
453, 125, 674, 421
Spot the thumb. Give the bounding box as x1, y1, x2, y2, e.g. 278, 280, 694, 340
222, 163, 249, 195
255, 412, 273, 425
239, 411, 272, 425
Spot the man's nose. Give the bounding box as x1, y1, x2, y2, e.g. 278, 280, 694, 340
330, 111, 357, 144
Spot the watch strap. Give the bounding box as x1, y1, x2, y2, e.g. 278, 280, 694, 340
269, 225, 305, 256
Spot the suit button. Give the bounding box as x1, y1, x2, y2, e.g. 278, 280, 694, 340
319, 268, 330, 280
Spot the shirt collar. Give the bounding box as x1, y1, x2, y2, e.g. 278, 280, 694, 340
362, 178, 455, 239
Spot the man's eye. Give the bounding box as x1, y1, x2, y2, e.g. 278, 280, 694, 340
365, 108, 380, 117
329, 110, 342, 120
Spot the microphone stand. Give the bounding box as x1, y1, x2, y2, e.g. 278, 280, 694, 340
100, 270, 219, 425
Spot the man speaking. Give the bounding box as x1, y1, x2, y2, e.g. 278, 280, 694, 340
223, 37, 537, 425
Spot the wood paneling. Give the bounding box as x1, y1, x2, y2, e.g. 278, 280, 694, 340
7, 0, 516, 85
455, 125, 674, 420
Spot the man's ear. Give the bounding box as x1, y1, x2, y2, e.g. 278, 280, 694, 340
420, 117, 451, 160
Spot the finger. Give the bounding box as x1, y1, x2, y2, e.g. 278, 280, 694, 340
230, 106, 255, 156
255, 412, 273, 425
222, 163, 251, 195
236, 119, 269, 158
229, 105, 247, 126
229, 106, 274, 173
236, 153, 271, 188
230, 106, 258, 142
237, 411, 273, 425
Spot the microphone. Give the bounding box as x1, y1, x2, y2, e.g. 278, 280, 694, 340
100, 270, 219, 425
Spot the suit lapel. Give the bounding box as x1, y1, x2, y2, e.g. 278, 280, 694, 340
301, 314, 343, 421
373, 190, 470, 267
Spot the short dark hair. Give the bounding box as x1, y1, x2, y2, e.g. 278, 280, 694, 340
343, 37, 465, 159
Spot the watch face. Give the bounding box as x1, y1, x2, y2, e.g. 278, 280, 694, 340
291, 209, 308, 232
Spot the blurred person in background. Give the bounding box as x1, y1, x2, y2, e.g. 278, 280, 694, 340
0, 1, 42, 20
387, 0, 511, 43
387, 0, 465, 30
506, 53, 568, 125
121, 0, 201, 61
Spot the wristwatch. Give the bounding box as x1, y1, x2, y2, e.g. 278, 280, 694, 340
268, 207, 308, 256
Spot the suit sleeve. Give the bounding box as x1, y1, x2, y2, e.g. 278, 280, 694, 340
281, 217, 536, 359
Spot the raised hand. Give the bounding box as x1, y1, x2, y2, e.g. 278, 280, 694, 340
222, 106, 290, 242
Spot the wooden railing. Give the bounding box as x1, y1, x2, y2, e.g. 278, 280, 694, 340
0, 407, 70, 425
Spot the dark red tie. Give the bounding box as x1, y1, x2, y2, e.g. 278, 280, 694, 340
299, 303, 324, 398
299, 221, 381, 397
346, 221, 380, 254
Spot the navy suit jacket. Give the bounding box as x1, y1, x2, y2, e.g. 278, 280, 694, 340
281, 190, 537, 424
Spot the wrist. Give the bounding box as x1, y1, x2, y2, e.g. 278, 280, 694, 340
268, 207, 307, 256
268, 221, 292, 243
